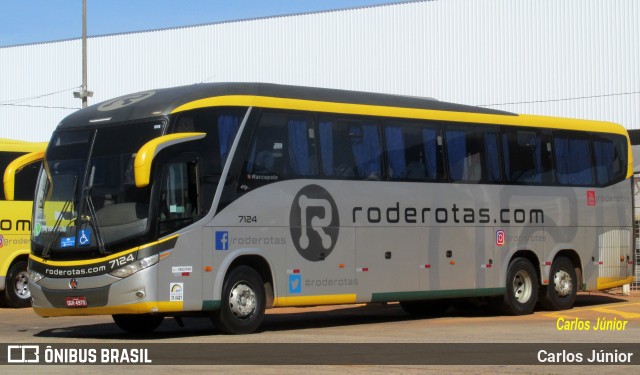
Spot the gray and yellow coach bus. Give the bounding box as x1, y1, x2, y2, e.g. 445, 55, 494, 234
6, 83, 633, 334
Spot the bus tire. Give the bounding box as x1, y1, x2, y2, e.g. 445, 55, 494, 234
213, 266, 265, 334
112, 314, 164, 334
501, 257, 538, 315
4, 261, 31, 308
399, 300, 450, 317
541, 257, 577, 311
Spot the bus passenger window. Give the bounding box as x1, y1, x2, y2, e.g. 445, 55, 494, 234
444, 125, 504, 183
594, 134, 627, 186
553, 132, 593, 186
168, 109, 244, 216
446, 129, 482, 182
319, 118, 381, 180
484, 132, 502, 183
384, 122, 444, 181
502, 129, 552, 184
218, 114, 241, 166
241, 112, 316, 189
320, 121, 355, 177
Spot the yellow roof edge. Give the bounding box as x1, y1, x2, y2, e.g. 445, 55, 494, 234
172, 95, 629, 135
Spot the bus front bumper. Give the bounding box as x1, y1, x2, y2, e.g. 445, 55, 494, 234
29, 265, 183, 317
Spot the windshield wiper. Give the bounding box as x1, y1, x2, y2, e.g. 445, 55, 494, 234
42, 176, 77, 259
83, 191, 107, 255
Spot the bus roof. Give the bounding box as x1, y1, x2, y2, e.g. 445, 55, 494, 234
58, 82, 514, 127
56, 82, 628, 137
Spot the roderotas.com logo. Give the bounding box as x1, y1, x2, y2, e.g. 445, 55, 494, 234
289, 185, 339, 262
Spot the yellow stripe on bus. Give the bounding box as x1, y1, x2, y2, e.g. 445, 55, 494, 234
274, 294, 357, 307
0, 139, 48, 153
171, 95, 625, 134
33, 301, 184, 317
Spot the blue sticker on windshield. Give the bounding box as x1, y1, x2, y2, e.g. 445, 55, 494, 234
78, 229, 91, 246
60, 237, 76, 248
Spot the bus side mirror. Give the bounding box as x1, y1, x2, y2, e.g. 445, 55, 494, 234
134, 132, 206, 188
3, 150, 45, 201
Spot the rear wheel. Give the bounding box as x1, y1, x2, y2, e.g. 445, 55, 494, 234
112, 314, 164, 334
541, 257, 577, 311
3, 261, 31, 308
501, 257, 538, 315
212, 266, 265, 334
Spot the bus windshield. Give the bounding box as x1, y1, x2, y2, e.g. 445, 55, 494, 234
32, 122, 165, 258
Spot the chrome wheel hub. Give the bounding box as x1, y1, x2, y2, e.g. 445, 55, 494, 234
14, 271, 31, 300
553, 269, 573, 297
513, 270, 533, 303
228, 282, 256, 318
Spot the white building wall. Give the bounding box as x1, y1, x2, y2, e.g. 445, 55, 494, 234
1, 0, 638, 142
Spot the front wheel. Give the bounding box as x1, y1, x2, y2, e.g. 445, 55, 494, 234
501, 257, 539, 315
112, 314, 164, 334
212, 266, 265, 334
3, 261, 31, 308
541, 257, 577, 311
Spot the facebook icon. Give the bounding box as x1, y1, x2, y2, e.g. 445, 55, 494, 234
215, 231, 229, 251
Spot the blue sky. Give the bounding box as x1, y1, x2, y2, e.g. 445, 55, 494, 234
1, 0, 403, 47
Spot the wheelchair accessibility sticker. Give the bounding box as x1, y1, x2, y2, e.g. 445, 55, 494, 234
78, 229, 91, 246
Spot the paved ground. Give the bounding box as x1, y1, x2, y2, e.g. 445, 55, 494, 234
1, 289, 639, 374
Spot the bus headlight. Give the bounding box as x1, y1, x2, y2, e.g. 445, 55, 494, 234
109, 254, 159, 278
28, 269, 44, 284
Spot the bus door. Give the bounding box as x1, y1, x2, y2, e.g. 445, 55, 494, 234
155, 154, 204, 311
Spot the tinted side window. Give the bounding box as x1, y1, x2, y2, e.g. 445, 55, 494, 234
158, 159, 199, 237
502, 129, 553, 184
14, 161, 42, 201
0, 151, 24, 200
318, 118, 382, 180
593, 133, 627, 186
242, 112, 316, 188
445, 125, 501, 183
384, 121, 444, 181
171, 107, 246, 213
553, 132, 593, 186
483, 130, 502, 183
172, 108, 245, 175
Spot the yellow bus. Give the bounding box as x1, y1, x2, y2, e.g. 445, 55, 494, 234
0, 139, 46, 307
7, 83, 634, 333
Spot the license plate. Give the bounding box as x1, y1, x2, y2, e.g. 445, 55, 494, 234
65, 296, 88, 308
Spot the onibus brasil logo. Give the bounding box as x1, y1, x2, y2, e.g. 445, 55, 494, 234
289, 185, 339, 262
